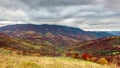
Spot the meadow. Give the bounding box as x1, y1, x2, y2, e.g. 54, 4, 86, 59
0, 48, 118, 68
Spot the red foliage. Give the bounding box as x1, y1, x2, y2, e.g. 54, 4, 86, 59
82, 53, 92, 60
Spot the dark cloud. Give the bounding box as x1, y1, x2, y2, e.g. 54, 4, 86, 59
0, 0, 29, 10
0, 0, 120, 31
21, 0, 94, 8
104, 0, 120, 11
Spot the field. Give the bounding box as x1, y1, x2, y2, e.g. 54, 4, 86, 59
0, 48, 118, 68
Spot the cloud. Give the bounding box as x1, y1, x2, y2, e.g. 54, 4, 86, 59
0, 0, 120, 31
0, 8, 30, 25
21, 0, 94, 8
103, 0, 120, 11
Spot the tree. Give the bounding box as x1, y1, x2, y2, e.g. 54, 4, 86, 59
82, 53, 91, 60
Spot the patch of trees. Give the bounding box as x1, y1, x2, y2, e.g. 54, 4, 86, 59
65, 52, 109, 65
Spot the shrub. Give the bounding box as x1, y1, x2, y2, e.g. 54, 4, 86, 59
65, 52, 80, 59
82, 53, 91, 60
97, 58, 108, 64
65, 52, 71, 57
71, 53, 80, 59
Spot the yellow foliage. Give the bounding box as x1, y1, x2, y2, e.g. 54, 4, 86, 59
97, 58, 108, 64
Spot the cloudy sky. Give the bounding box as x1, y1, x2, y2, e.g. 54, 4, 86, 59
0, 0, 120, 31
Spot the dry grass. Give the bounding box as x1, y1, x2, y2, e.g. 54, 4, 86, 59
0, 55, 118, 68
0, 48, 118, 68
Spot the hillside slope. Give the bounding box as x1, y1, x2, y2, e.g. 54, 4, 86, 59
0, 48, 116, 68
68, 36, 120, 55
0, 24, 96, 47
0, 32, 59, 56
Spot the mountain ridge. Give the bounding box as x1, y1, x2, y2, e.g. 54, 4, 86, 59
0, 24, 113, 38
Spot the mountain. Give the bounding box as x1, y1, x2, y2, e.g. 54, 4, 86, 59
107, 31, 120, 36
0, 24, 89, 35
0, 24, 113, 38
0, 24, 115, 47
68, 36, 120, 56
0, 24, 95, 47
89, 31, 120, 37
87, 31, 113, 38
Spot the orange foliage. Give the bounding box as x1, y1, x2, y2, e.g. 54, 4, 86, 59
97, 58, 108, 64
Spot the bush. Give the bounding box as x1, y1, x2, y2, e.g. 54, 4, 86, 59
71, 53, 80, 59
82, 53, 91, 60
97, 58, 108, 64
65, 52, 80, 59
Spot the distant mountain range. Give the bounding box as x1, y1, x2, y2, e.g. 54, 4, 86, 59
88, 31, 120, 37
0, 24, 114, 37
0, 24, 118, 47
107, 31, 120, 36
86, 31, 114, 38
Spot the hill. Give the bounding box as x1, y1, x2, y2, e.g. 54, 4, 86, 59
0, 48, 116, 68
0, 32, 59, 56
68, 36, 120, 66
68, 36, 120, 55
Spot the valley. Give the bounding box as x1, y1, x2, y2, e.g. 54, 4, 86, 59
0, 24, 120, 68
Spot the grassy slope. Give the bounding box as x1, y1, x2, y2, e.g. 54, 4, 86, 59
0, 48, 117, 68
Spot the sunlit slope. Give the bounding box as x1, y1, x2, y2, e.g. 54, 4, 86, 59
0, 48, 116, 68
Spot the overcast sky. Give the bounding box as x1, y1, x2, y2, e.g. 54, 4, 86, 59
0, 0, 120, 31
